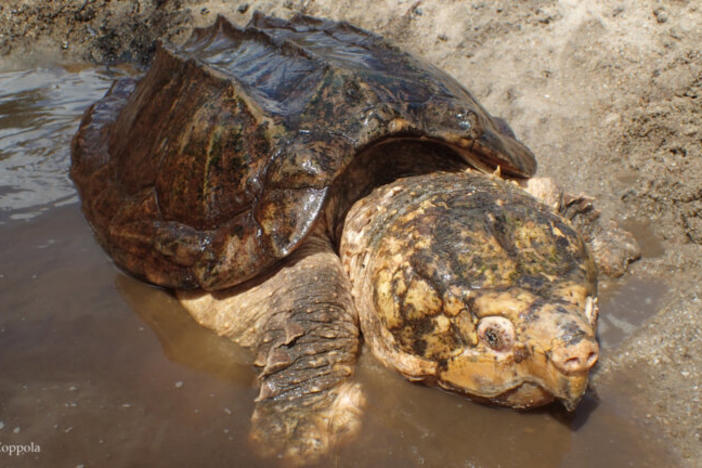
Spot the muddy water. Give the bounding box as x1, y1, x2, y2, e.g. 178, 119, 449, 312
0, 68, 675, 467
0, 66, 130, 223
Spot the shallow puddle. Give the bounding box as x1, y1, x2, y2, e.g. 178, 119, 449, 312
620, 219, 666, 259
596, 217, 668, 350
0, 67, 676, 467
597, 278, 668, 350
0, 66, 131, 223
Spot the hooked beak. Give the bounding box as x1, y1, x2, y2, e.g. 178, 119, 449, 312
557, 371, 590, 412
561, 395, 582, 412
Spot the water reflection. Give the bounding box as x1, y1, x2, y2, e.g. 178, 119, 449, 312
0, 66, 127, 222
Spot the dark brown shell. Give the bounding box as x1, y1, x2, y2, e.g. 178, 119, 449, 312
71, 12, 536, 290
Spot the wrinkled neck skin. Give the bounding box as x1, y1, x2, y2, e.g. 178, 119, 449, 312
336, 143, 599, 411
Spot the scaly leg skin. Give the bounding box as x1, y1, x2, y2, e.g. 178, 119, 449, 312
177, 229, 364, 465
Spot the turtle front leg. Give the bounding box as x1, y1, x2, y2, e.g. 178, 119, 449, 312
524, 177, 641, 276
177, 231, 364, 465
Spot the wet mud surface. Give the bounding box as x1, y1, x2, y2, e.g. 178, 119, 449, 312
1, 0, 701, 466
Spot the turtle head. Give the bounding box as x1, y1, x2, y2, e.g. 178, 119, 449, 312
437, 288, 599, 410
341, 171, 598, 411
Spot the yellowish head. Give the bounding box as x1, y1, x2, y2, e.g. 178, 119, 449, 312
341, 171, 598, 410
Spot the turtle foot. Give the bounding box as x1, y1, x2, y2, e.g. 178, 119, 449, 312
525, 177, 641, 277
250, 381, 365, 465
180, 228, 363, 464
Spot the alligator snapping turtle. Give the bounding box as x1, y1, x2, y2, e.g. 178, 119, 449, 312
71, 13, 600, 463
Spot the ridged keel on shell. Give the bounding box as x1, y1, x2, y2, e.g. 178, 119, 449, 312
71, 12, 536, 291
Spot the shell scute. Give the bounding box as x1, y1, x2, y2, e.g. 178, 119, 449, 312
71, 12, 536, 290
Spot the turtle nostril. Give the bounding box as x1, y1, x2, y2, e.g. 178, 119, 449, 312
552, 341, 599, 374
563, 356, 582, 371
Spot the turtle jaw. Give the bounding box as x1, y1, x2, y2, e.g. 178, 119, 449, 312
500, 367, 592, 412
435, 341, 594, 411
479, 378, 588, 412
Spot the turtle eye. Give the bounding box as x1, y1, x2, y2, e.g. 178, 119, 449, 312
477, 316, 515, 352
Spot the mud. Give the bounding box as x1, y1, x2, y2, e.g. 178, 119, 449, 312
1, 0, 701, 465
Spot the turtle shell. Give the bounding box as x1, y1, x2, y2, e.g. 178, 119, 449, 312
71, 12, 536, 290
